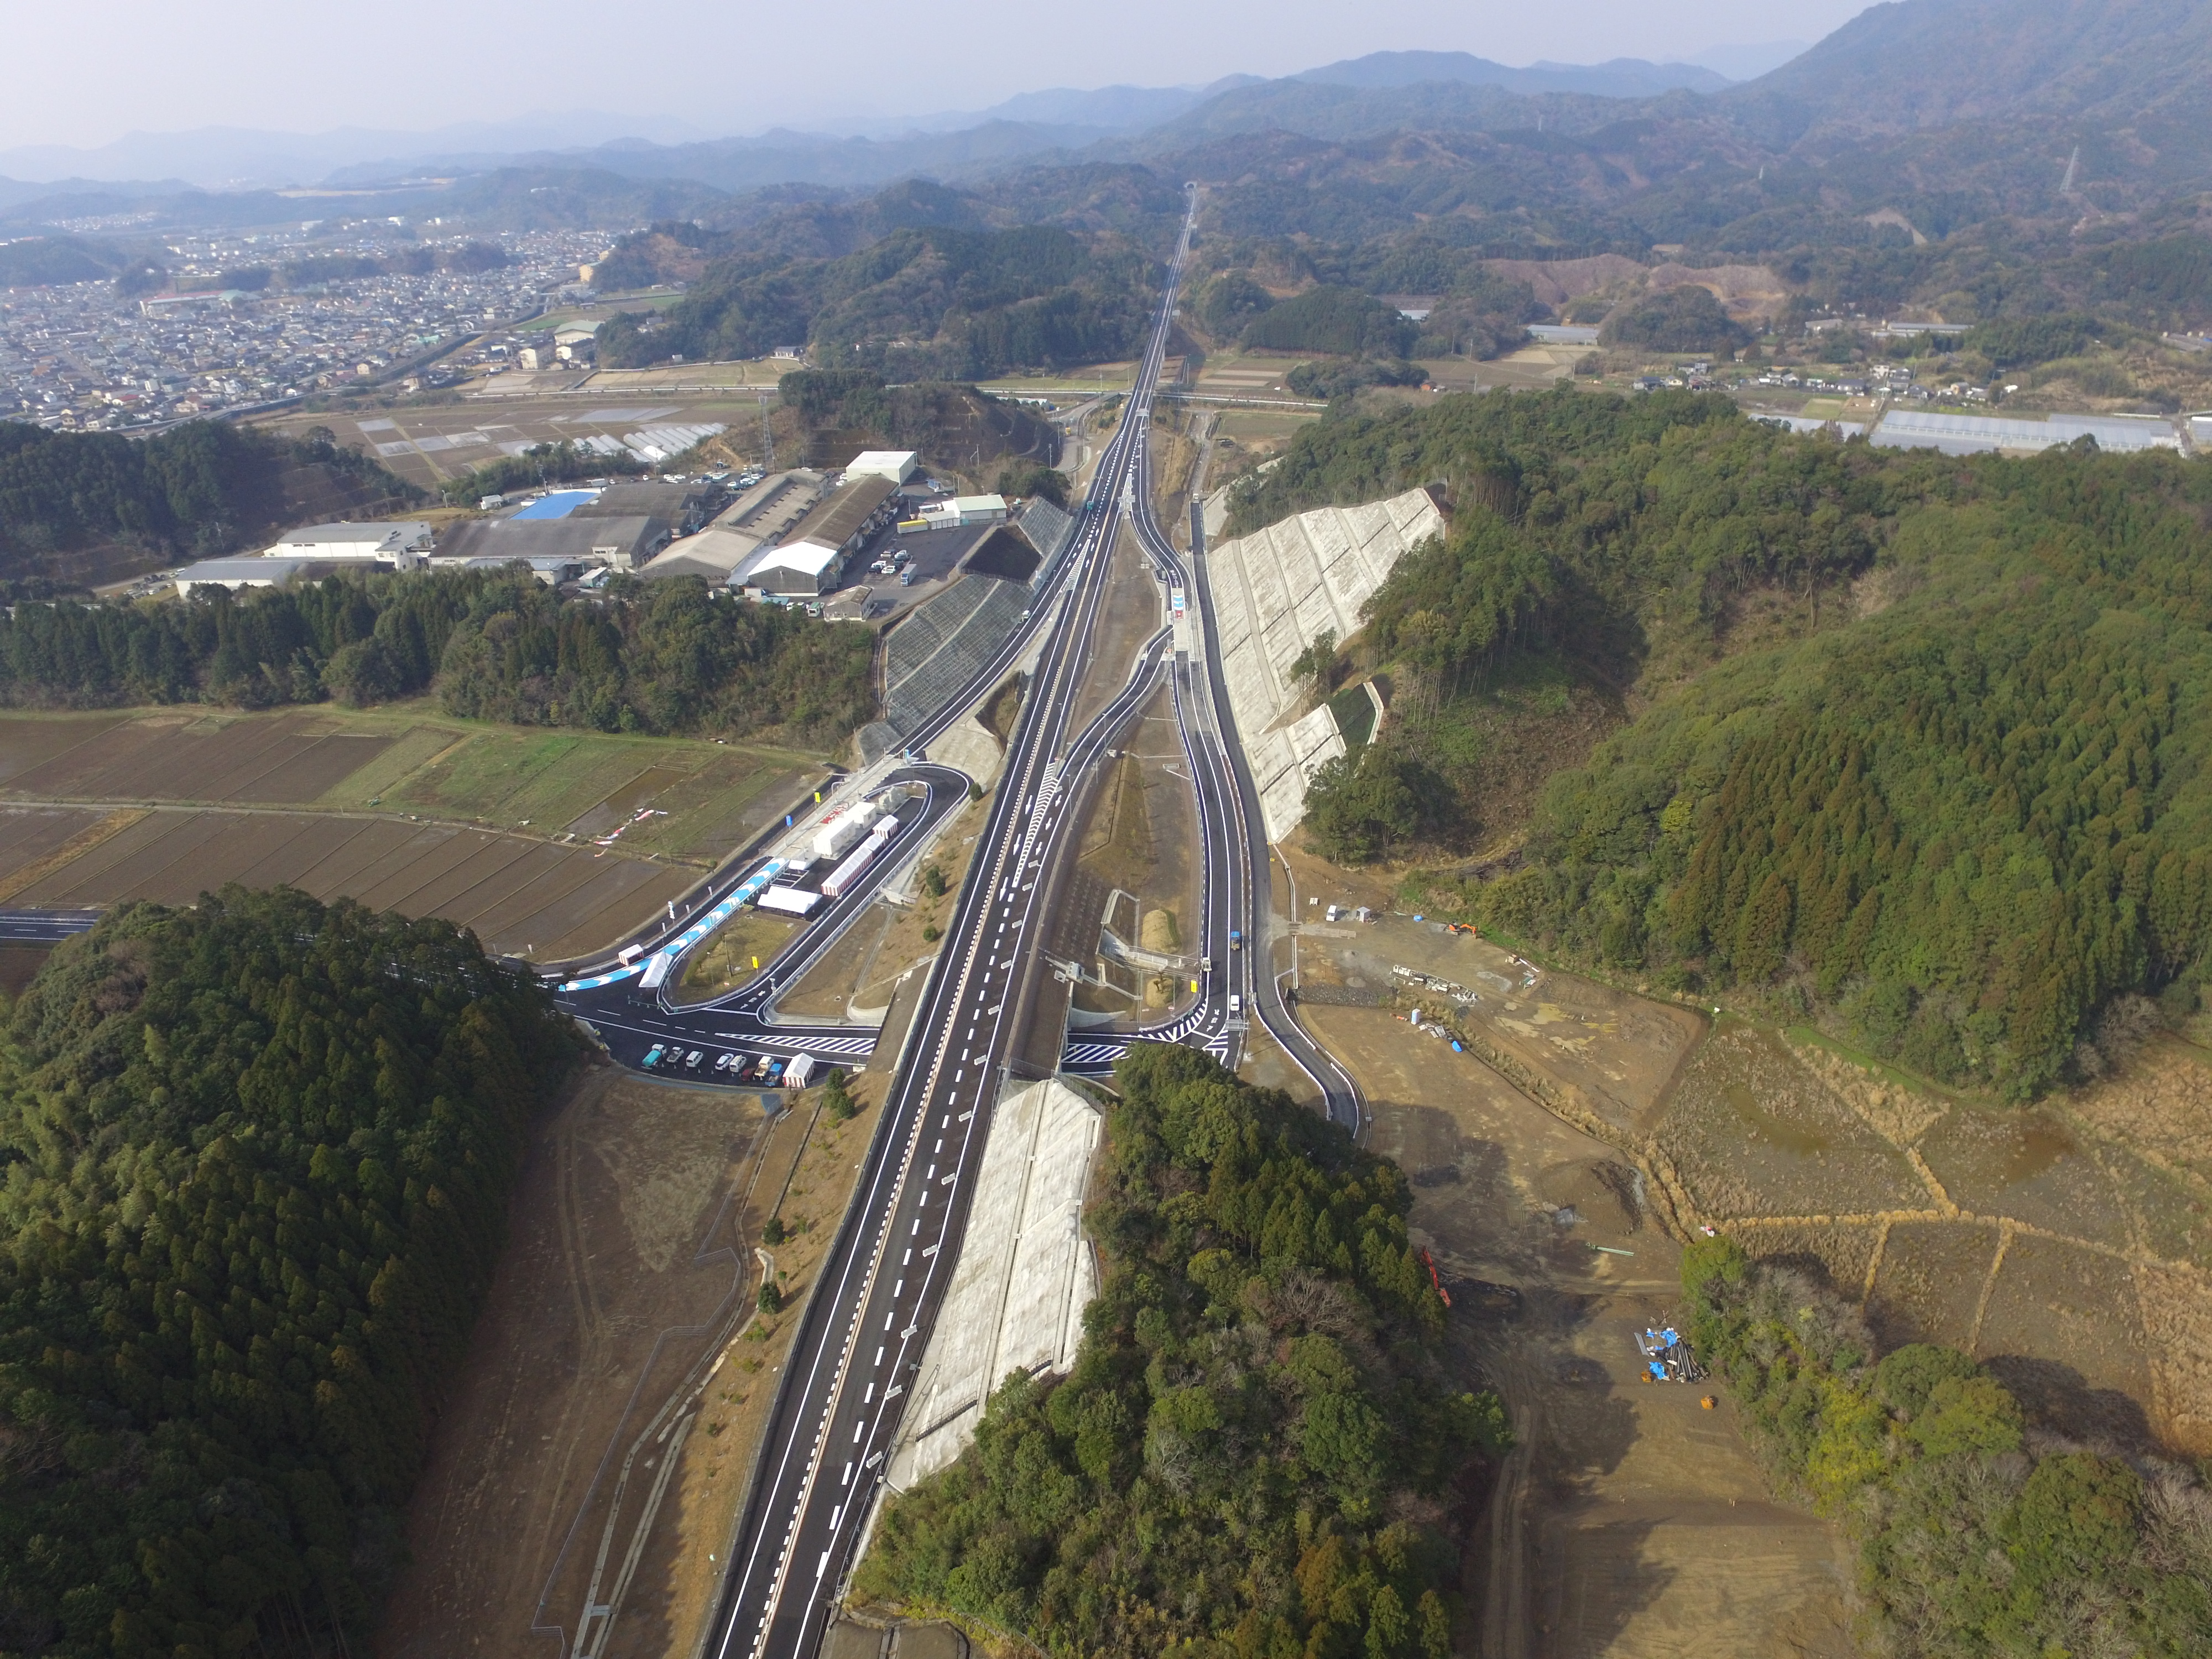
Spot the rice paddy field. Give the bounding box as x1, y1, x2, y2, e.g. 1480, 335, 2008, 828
0, 706, 831, 963
1651, 1022, 2212, 1453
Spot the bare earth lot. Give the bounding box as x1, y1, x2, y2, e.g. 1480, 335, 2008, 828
1274, 901, 2212, 1650
379, 1066, 889, 1659
1297, 1000, 1854, 1659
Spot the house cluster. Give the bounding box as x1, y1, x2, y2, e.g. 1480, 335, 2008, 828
0, 228, 603, 431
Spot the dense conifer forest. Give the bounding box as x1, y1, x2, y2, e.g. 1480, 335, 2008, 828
1238, 388, 2212, 1099
0, 423, 419, 578
855, 1046, 1508, 1658
0, 567, 874, 743
0, 889, 578, 1657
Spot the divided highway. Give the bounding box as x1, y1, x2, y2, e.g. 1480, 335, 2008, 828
698, 192, 1219, 1659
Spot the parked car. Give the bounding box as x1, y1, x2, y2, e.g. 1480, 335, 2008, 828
684, 1050, 702, 1070
642, 1045, 665, 1068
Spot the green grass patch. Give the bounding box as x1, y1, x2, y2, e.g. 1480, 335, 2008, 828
318, 722, 466, 805
676, 909, 800, 1000
1328, 684, 1376, 746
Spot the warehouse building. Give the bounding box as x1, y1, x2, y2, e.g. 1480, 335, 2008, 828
844, 449, 919, 484
173, 557, 370, 597
572, 479, 725, 534
637, 469, 830, 584
431, 514, 666, 571
638, 526, 762, 584
738, 474, 899, 595
917, 493, 1008, 530
263, 520, 434, 565
1871, 409, 2183, 456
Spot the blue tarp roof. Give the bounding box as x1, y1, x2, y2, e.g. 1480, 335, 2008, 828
509, 489, 601, 520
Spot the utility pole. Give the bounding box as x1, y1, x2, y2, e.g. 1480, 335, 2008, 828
759, 392, 774, 471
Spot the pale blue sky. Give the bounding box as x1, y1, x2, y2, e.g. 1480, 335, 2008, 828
4, 0, 1875, 153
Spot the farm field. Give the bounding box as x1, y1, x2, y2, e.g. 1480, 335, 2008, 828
1655, 1026, 2212, 1453
0, 707, 833, 961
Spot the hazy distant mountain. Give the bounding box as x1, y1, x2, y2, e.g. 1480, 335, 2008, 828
1296, 49, 1730, 97
1719, 0, 2212, 147
0, 175, 198, 212
489, 121, 1112, 196
806, 79, 1265, 139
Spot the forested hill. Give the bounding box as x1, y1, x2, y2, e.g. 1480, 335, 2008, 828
1253, 388, 2212, 1100
0, 421, 421, 589
597, 221, 1155, 379
0, 889, 578, 1658
0, 566, 875, 743
856, 1046, 1507, 1656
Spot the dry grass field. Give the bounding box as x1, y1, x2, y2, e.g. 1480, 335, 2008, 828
0, 707, 830, 961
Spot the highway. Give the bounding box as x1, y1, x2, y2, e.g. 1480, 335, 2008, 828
0, 907, 101, 944
1126, 400, 1366, 1130
696, 191, 1227, 1659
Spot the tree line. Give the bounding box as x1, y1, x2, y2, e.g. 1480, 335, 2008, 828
0, 889, 580, 1658
0, 566, 876, 745
1252, 387, 2212, 1098
0, 421, 421, 576
855, 1046, 1509, 1658
1683, 1238, 2211, 1656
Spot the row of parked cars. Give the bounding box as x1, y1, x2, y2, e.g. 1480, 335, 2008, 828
869, 547, 915, 586
641, 1045, 813, 1086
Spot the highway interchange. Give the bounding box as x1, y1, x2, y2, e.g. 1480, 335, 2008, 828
691, 186, 1364, 1659
0, 186, 1364, 1659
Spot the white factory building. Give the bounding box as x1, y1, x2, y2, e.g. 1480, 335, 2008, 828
262, 521, 434, 566
844, 449, 919, 484
916, 494, 1007, 530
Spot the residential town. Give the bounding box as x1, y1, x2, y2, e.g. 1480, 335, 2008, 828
0, 225, 606, 429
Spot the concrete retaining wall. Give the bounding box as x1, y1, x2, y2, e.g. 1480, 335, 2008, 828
885, 1077, 1102, 1490
1204, 487, 1444, 838
857, 574, 1034, 762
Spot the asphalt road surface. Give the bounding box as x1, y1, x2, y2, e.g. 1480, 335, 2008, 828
0, 907, 101, 944
697, 191, 1218, 1659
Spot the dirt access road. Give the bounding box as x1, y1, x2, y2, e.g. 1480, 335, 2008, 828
1289, 980, 1856, 1659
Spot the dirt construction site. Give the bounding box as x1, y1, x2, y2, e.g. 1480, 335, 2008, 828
1273, 847, 2212, 1657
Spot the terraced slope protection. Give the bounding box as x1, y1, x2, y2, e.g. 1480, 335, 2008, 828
1203, 487, 1442, 837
